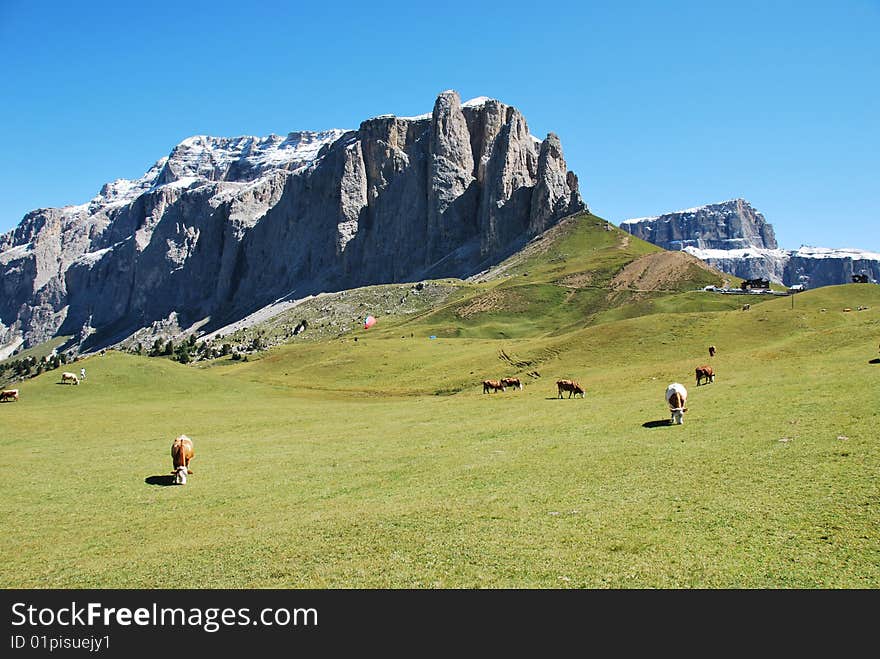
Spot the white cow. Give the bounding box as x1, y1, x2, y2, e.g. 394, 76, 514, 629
665, 383, 688, 425
61, 372, 80, 385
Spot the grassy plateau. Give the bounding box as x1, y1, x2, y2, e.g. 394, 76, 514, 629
1, 213, 878, 588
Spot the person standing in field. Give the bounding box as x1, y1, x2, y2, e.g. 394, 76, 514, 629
80, 367, 86, 380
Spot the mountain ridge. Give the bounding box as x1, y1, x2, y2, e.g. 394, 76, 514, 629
619, 199, 880, 287
1, 91, 584, 352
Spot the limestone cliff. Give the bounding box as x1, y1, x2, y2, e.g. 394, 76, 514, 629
0, 91, 585, 350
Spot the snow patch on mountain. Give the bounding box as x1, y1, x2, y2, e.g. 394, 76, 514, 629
79, 130, 348, 214
793, 246, 880, 261
462, 96, 493, 107
620, 200, 735, 225
73, 241, 129, 266
684, 246, 790, 260
0, 242, 33, 262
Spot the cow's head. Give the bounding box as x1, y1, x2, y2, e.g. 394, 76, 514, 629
174, 464, 188, 485
670, 407, 688, 425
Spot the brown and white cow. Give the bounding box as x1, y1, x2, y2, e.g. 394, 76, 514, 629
501, 377, 523, 391
482, 379, 506, 393
666, 383, 688, 424
60, 372, 79, 385
556, 379, 585, 398
0, 388, 19, 402
171, 434, 195, 485
695, 365, 715, 385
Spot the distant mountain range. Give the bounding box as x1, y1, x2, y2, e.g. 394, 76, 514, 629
0, 91, 584, 355
619, 199, 880, 287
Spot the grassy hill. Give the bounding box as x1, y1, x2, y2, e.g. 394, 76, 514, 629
202, 213, 742, 350
2, 213, 878, 588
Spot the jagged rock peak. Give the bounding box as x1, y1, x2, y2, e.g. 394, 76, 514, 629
33, 130, 354, 224
153, 129, 350, 186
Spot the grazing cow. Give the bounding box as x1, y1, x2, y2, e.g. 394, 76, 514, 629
695, 365, 715, 385
556, 379, 585, 398
708, 345, 716, 357
666, 383, 688, 425
60, 372, 79, 385
482, 379, 506, 393
742, 304, 751, 311
171, 435, 195, 485
501, 377, 523, 391
843, 308, 852, 312
0, 389, 19, 402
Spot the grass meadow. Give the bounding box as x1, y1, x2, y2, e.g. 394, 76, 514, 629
2, 282, 878, 588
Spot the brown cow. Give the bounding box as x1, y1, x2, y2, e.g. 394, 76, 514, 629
666, 383, 688, 424
0, 389, 19, 402
695, 365, 715, 385
556, 379, 585, 398
482, 379, 506, 393
501, 377, 523, 391
171, 434, 195, 485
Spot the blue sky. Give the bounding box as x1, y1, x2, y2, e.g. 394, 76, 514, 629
1, 0, 877, 250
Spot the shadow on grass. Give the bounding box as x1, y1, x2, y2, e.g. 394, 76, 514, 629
869, 358, 880, 364
642, 419, 672, 428
145, 474, 177, 487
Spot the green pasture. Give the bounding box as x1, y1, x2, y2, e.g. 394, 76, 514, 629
2, 283, 878, 588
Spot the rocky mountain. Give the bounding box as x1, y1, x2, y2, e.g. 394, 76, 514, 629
0, 91, 585, 353
619, 199, 880, 287
620, 199, 778, 252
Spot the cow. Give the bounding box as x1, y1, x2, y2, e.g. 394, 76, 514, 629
695, 365, 715, 385
742, 304, 751, 311
171, 434, 195, 485
501, 377, 523, 391
708, 345, 716, 357
482, 379, 506, 393
666, 383, 688, 425
60, 372, 79, 385
0, 389, 19, 402
557, 379, 585, 398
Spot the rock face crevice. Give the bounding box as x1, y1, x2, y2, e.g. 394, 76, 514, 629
0, 91, 585, 350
